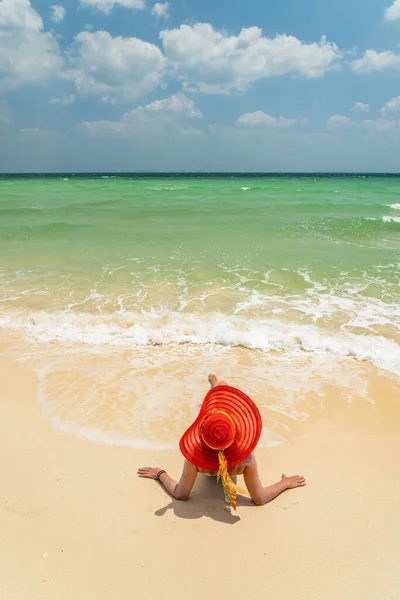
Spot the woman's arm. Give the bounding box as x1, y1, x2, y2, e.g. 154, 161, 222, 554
137, 459, 198, 501
243, 454, 306, 505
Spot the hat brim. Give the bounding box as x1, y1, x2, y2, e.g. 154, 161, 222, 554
179, 385, 262, 471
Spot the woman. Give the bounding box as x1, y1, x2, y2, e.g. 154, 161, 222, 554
138, 374, 306, 510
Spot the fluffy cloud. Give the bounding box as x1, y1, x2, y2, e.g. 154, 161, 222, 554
237, 111, 306, 128
351, 102, 369, 112
0, 0, 42, 28
385, 0, 400, 20
79, 0, 145, 14
381, 96, 400, 115
71, 30, 166, 102
160, 24, 341, 94
0, 0, 61, 92
75, 93, 202, 137
122, 92, 201, 122
50, 5, 66, 22
350, 50, 400, 73
325, 115, 351, 130
152, 2, 169, 18
361, 119, 397, 132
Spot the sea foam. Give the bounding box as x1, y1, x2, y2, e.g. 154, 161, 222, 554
1, 308, 400, 376
382, 215, 400, 223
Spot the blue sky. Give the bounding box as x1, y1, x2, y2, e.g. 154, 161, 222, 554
1, 0, 400, 171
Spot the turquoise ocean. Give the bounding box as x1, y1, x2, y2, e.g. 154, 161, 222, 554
1, 175, 399, 448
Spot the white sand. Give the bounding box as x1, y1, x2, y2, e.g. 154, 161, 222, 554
1, 349, 400, 600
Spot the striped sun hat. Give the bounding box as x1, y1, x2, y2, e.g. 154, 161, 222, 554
179, 385, 262, 509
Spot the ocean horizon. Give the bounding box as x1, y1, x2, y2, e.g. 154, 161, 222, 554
2, 172, 400, 178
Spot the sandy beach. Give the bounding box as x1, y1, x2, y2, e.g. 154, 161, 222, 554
1, 334, 400, 600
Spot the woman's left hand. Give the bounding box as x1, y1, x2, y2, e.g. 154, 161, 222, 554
137, 467, 162, 480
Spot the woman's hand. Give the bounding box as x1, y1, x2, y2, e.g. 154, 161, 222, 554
281, 474, 306, 489
137, 467, 162, 480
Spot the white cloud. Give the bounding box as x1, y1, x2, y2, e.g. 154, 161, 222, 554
0, 100, 10, 123
79, 0, 145, 14
160, 23, 342, 94
385, 0, 400, 20
0, 0, 42, 29
350, 50, 400, 73
75, 93, 203, 137
351, 102, 369, 113
152, 2, 168, 18
361, 119, 397, 132
49, 94, 76, 105
50, 5, 66, 22
122, 92, 202, 122
325, 115, 351, 130
0, 0, 61, 92
71, 30, 166, 102
381, 96, 400, 115
237, 111, 305, 128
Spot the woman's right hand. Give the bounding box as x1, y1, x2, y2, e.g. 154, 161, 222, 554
137, 467, 162, 480
281, 474, 307, 489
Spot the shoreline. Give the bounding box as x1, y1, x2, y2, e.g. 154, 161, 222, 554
1, 341, 400, 599
2, 328, 398, 452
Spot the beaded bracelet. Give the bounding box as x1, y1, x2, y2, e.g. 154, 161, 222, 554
157, 470, 166, 480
